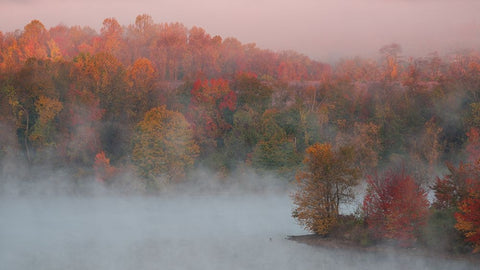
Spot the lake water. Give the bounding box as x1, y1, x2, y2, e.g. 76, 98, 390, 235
0, 194, 476, 270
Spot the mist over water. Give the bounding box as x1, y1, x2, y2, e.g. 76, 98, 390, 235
0, 191, 477, 269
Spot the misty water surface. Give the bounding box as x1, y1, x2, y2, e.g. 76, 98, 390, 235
0, 194, 476, 270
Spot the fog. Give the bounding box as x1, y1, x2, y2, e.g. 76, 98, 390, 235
0, 191, 477, 269
1, 0, 479, 61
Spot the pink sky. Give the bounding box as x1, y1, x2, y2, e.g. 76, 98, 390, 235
1, 0, 479, 62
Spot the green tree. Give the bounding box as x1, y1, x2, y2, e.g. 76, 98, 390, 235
132, 106, 199, 189
252, 109, 300, 173
224, 107, 260, 166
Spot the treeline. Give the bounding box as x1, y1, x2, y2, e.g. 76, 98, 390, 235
0, 16, 480, 188
0, 15, 326, 81
1, 14, 480, 253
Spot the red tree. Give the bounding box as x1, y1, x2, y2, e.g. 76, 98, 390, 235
187, 78, 236, 153
363, 170, 429, 246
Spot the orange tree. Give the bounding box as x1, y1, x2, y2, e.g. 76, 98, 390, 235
455, 178, 480, 253
429, 161, 480, 252
292, 143, 359, 235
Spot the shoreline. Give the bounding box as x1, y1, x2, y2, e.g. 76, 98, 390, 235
287, 234, 480, 265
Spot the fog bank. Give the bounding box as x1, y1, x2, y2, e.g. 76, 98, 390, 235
0, 194, 477, 269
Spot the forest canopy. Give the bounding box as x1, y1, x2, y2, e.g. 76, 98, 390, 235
0, 15, 479, 189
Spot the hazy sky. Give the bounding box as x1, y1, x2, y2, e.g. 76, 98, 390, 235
1, 0, 479, 61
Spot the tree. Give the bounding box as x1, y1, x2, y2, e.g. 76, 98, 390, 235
379, 43, 402, 81
432, 161, 478, 210
126, 58, 158, 122
158, 23, 188, 81
455, 180, 480, 253
93, 151, 115, 183
465, 127, 480, 163
335, 122, 381, 174
73, 52, 127, 120
19, 20, 49, 60
186, 26, 220, 78
419, 118, 443, 169
0, 32, 23, 72
61, 88, 104, 166
433, 158, 480, 253
232, 71, 272, 112
9, 59, 63, 162
72, 52, 129, 160
293, 143, 359, 235
29, 95, 63, 148
252, 109, 300, 173
127, 14, 156, 61
224, 107, 260, 165
187, 78, 236, 155
99, 18, 125, 60
429, 160, 479, 252
218, 37, 246, 76
132, 106, 199, 189
363, 170, 429, 246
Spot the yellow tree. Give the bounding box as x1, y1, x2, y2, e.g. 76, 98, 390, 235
293, 143, 359, 235
132, 106, 199, 189
73, 52, 127, 120
126, 57, 158, 122
29, 95, 63, 147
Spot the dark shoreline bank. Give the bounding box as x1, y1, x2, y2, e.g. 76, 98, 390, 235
287, 234, 480, 265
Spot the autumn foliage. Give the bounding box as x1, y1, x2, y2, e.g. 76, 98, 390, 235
465, 128, 480, 163
0, 15, 480, 252
432, 162, 475, 210
94, 151, 115, 183
293, 143, 359, 235
455, 181, 480, 253
363, 170, 429, 246
132, 106, 199, 188
187, 78, 236, 153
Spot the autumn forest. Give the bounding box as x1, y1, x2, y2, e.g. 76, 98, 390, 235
1, 15, 480, 254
